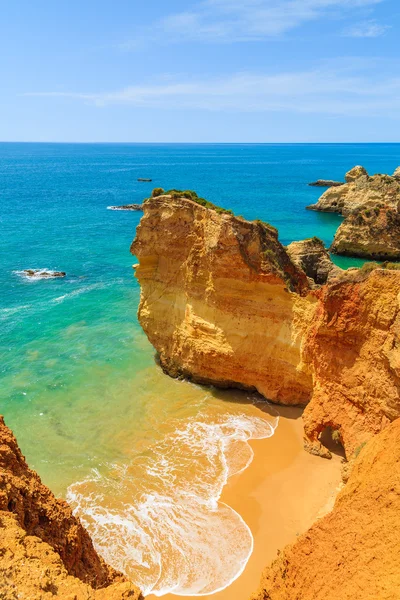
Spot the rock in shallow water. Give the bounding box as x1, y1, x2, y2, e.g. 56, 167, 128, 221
22, 269, 66, 279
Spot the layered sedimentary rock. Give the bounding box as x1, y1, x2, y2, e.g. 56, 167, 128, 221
286, 238, 342, 286
132, 195, 313, 405
330, 204, 400, 259
0, 416, 142, 599
251, 417, 400, 600
307, 166, 400, 216
132, 195, 400, 458
302, 267, 400, 458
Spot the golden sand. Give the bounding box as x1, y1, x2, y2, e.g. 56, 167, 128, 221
156, 406, 342, 600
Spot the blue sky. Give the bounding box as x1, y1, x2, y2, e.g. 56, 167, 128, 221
1, 0, 399, 142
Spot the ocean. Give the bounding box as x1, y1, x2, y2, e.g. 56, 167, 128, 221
1, 142, 399, 595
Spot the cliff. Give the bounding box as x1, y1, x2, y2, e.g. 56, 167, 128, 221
131, 194, 313, 406
301, 267, 400, 458
330, 204, 400, 260
251, 417, 400, 600
0, 416, 142, 600
286, 238, 342, 286
132, 194, 400, 458
307, 166, 400, 216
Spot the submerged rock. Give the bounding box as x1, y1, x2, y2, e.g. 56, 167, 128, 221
22, 269, 66, 279
307, 166, 400, 215
286, 237, 342, 286
107, 204, 143, 211
308, 179, 343, 187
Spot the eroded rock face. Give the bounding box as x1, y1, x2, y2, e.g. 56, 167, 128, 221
330, 204, 400, 260
251, 417, 400, 600
345, 165, 368, 182
132, 195, 313, 405
286, 238, 342, 286
307, 166, 400, 216
0, 416, 142, 598
0, 513, 141, 600
302, 268, 400, 458
132, 196, 400, 458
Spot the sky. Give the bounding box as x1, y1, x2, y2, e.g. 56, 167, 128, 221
0, 0, 399, 142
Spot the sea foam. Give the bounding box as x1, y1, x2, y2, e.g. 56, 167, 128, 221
67, 409, 278, 596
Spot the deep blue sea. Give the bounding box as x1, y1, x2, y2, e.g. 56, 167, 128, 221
1, 143, 399, 595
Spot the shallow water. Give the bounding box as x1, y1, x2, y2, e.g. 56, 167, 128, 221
1, 143, 399, 595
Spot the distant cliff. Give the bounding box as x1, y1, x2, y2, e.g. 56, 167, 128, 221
0, 416, 143, 600
132, 194, 400, 458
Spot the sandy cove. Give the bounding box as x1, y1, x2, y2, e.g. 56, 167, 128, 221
150, 406, 343, 600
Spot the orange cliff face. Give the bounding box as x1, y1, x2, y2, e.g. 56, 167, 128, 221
131, 195, 400, 458
0, 416, 143, 600
131, 194, 313, 405
251, 417, 400, 600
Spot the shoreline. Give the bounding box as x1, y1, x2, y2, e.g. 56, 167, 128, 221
154, 406, 342, 600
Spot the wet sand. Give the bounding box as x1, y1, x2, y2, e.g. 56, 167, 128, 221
156, 406, 343, 600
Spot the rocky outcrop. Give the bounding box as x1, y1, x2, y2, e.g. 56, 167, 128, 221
307, 166, 400, 216
0, 513, 141, 600
345, 165, 368, 182
132, 194, 313, 405
393, 166, 400, 179
308, 180, 343, 187
0, 416, 142, 599
330, 204, 400, 260
21, 269, 66, 279
107, 204, 143, 211
286, 238, 342, 286
251, 417, 400, 600
132, 195, 400, 458
301, 267, 400, 458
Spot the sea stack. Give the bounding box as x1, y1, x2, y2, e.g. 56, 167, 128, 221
132, 192, 400, 459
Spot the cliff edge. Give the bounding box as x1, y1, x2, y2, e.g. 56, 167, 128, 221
0, 416, 143, 599
132, 194, 400, 458
251, 417, 400, 600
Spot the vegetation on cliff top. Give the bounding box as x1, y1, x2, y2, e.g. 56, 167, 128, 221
149, 187, 234, 215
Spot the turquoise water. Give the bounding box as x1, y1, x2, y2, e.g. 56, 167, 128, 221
1, 143, 399, 594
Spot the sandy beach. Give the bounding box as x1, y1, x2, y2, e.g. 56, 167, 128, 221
156, 406, 343, 600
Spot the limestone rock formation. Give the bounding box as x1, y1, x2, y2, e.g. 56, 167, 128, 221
393, 166, 400, 179
330, 204, 400, 260
132, 194, 313, 405
345, 165, 368, 182
251, 417, 400, 600
0, 416, 143, 599
302, 268, 400, 458
286, 238, 342, 286
308, 179, 343, 187
0, 513, 141, 600
132, 195, 400, 458
307, 166, 400, 216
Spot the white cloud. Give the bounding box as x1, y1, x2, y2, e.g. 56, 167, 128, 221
148, 0, 386, 42
23, 65, 400, 117
343, 19, 390, 37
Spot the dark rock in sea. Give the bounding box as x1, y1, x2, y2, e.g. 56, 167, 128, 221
138, 178, 152, 182
22, 269, 66, 279
107, 204, 144, 211
308, 180, 343, 187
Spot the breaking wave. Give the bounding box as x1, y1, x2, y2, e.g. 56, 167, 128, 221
67, 410, 278, 596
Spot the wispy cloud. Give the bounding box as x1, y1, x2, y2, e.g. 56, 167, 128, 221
23, 64, 400, 117
343, 19, 390, 37
121, 0, 386, 46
